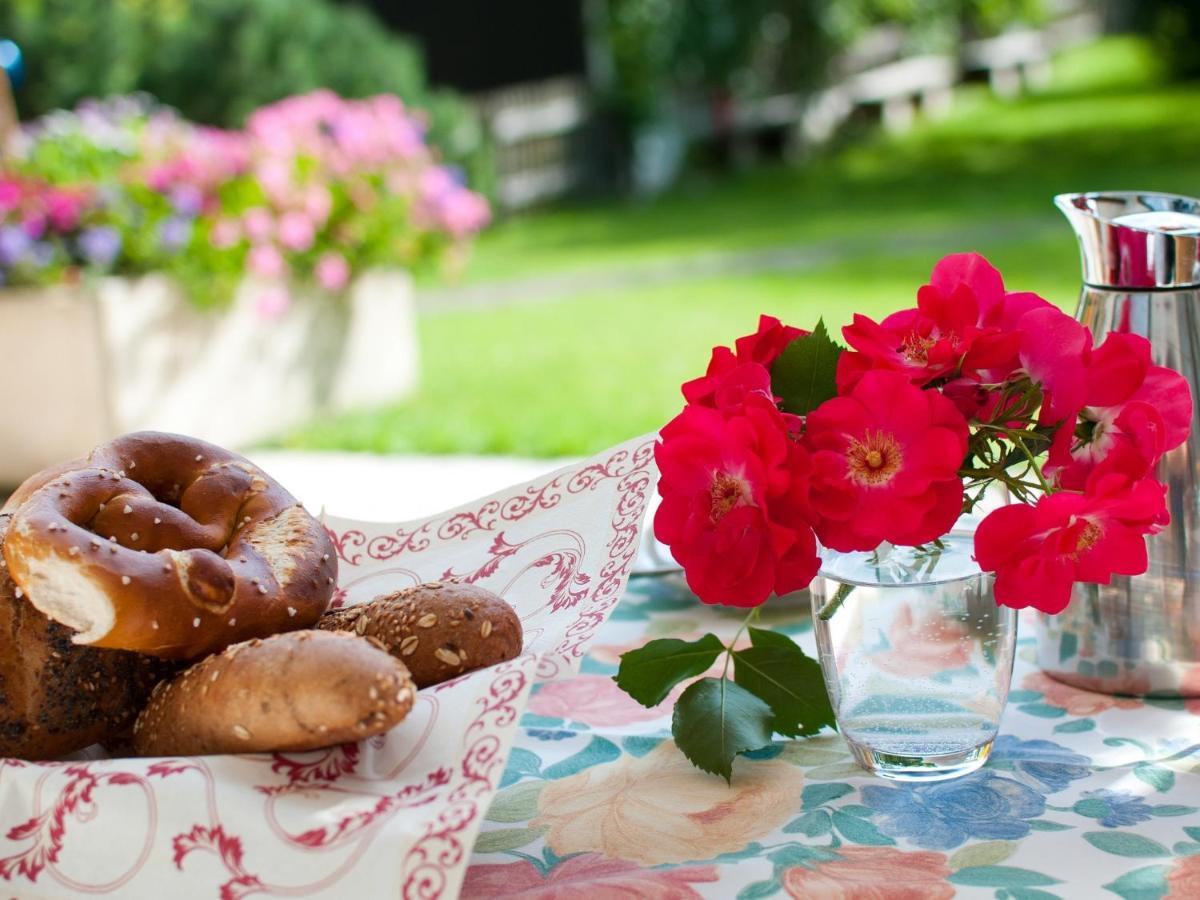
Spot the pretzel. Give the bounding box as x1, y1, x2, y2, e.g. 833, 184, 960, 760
2, 432, 337, 659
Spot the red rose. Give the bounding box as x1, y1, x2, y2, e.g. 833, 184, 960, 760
974, 468, 1168, 614
804, 369, 969, 551
1047, 330, 1192, 488
683, 315, 807, 409
654, 394, 818, 607
837, 254, 1025, 397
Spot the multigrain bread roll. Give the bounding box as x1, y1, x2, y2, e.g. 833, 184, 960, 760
0, 514, 173, 759
318, 582, 523, 687
132, 630, 415, 756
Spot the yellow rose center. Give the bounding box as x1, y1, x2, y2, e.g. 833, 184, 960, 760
709, 471, 751, 522
847, 430, 904, 486
900, 332, 937, 364
1074, 521, 1102, 556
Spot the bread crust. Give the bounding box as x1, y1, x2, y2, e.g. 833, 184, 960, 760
3, 432, 337, 658
318, 582, 523, 687
0, 514, 174, 759
132, 630, 415, 756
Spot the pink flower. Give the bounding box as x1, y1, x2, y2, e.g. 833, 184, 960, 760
461, 854, 718, 900
654, 394, 819, 607
210, 218, 241, 249
975, 470, 1168, 613
255, 285, 291, 318
277, 210, 315, 251
781, 847, 954, 900
256, 156, 294, 203
683, 315, 807, 409
1047, 331, 1192, 488
44, 189, 87, 232
303, 184, 333, 225
242, 207, 274, 243
804, 370, 968, 551
527, 675, 683, 727
314, 251, 350, 291
0, 179, 22, 213
247, 243, 286, 280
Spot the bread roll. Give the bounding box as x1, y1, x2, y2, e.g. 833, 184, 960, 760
318, 582, 523, 687
0, 514, 173, 759
132, 630, 415, 756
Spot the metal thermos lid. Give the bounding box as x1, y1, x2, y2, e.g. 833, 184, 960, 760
1055, 191, 1200, 289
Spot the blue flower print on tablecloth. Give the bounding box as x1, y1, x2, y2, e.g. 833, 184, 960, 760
989, 734, 1091, 792
861, 771, 1045, 850
526, 729, 576, 742
1073, 789, 1155, 827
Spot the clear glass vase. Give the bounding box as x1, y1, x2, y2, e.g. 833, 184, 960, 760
810, 528, 1016, 782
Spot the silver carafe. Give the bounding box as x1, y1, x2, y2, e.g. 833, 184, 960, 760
1035, 191, 1200, 698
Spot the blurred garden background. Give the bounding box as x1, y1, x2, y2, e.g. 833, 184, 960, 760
1, 0, 1198, 472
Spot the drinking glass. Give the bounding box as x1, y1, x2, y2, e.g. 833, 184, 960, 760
810, 529, 1016, 781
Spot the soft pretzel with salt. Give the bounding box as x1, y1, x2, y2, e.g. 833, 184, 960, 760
2, 432, 337, 659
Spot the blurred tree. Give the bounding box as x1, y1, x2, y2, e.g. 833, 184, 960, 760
595, 0, 1046, 137
1129, 0, 1200, 80
0, 0, 490, 187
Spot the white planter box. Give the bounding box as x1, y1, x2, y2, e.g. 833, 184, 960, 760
0, 269, 418, 485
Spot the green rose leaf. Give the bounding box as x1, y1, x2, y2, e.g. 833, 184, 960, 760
1134, 764, 1175, 793
783, 809, 833, 837
1084, 831, 1172, 858
771, 318, 843, 416
672, 677, 775, 783
801, 782, 854, 809
614, 634, 726, 708
485, 780, 544, 823
732, 627, 836, 737
949, 840, 1017, 872
1149, 805, 1197, 817
947, 866, 1060, 888
1026, 818, 1073, 831
1102, 864, 1171, 900
473, 824, 548, 854
831, 809, 896, 846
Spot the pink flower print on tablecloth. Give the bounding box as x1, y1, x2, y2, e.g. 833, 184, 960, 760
781, 846, 954, 900
1168, 854, 1200, 899
1021, 671, 1143, 716
532, 741, 803, 866
460, 854, 718, 900
527, 674, 681, 728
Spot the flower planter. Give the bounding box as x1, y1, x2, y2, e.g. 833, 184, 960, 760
0, 268, 417, 485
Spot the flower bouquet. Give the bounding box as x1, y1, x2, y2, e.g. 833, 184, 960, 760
615, 252, 1192, 781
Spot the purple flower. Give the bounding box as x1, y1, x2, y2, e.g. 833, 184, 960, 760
0, 225, 31, 266
159, 216, 193, 251
169, 184, 204, 217
78, 226, 122, 267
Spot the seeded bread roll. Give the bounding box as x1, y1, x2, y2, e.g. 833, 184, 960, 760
0, 514, 174, 759
132, 630, 414, 756
318, 582, 523, 687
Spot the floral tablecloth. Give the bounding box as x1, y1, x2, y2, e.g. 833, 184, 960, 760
465, 573, 1200, 899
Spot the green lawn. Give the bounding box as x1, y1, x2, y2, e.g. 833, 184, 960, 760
283, 36, 1200, 458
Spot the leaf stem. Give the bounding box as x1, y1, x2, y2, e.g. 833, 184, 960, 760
721, 607, 759, 679
817, 582, 854, 621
